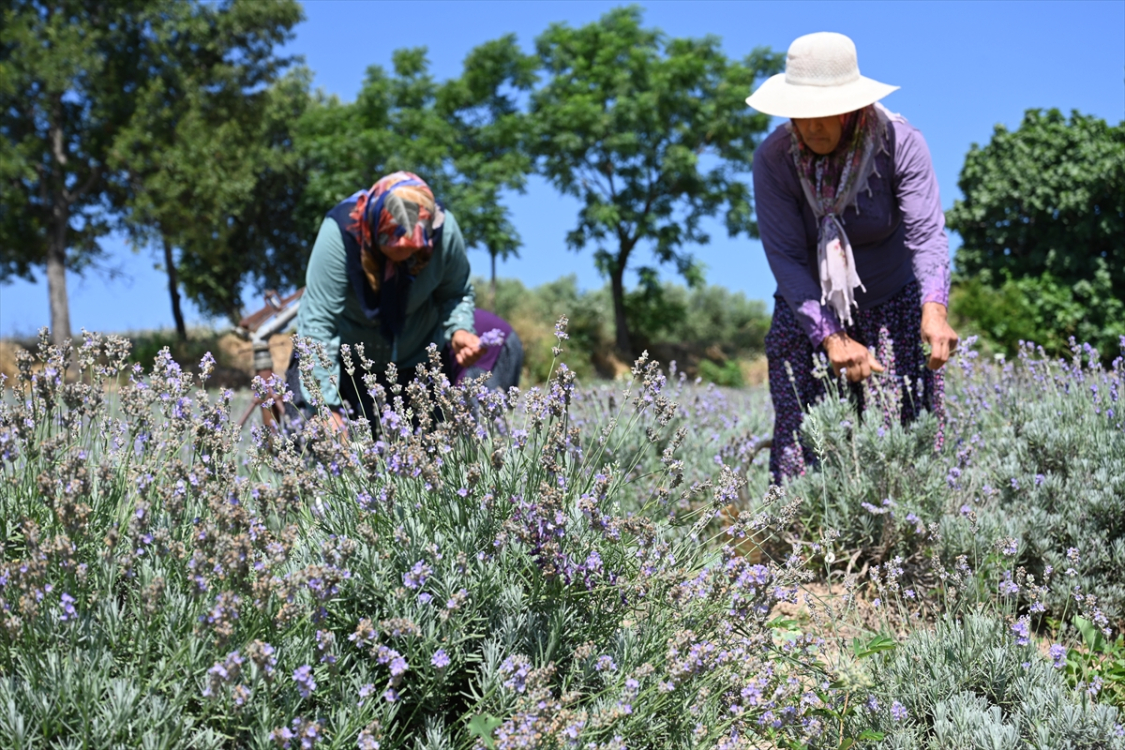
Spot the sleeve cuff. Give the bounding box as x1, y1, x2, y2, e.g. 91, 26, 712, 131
921, 288, 949, 308
796, 299, 844, 347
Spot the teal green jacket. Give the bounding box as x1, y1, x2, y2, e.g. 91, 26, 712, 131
295, 210, 476, 407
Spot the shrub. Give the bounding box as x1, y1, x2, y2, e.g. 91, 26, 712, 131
950, 265, 1125, 363
781, 344, 948, 563
835, 612, 1124, 748
781, 336, 1125, 625
0, 331, 825, 749
479, 275, 770, 383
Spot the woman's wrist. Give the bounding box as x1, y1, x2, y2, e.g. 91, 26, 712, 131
821, 330, 849, 354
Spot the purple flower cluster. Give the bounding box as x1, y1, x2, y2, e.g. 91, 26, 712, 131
292, 664, 317, 699
479, 328, 506, 348
500, 654, 531, 694
402, 560, 432, 590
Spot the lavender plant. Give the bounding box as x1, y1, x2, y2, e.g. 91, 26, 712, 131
0, 328, 827, 749
834, 612, 1124, 748
783, 334, 1125, 628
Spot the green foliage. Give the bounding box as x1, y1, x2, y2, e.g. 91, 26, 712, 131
109, 0, 305, 326
698, 359, 743, 388
782, 336, 1125, 629
935, 342, 1125, 619
950, 265, 1125, 361
294, 39, 535, 284
529, 6, 781, 354
1065, 615, 1125, 708
836, 612, 1124, 748
0, 0, 301, 341
481, 275, 770, 383
784, 362, 947, 559
947, 109, 1125, 361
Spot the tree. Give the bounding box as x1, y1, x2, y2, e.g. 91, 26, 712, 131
293, 40, 535, 300
529, 6, 781, 356
946, 109, 1125, 359
0, 0, 299, 345
109, 0, 305, 333
439, 36, 537, 305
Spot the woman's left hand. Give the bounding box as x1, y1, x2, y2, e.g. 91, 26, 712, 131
451, 329, 485, 367
921, 302, 959, 370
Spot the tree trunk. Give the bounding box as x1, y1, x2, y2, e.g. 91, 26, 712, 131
47, 105, 72, 348
163, 237, 187, 340
609, 266, 632, 359
490, 252, 497, 310
46, 203, 71, 347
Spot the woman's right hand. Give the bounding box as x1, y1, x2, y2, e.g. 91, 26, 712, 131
822, 332, 885, 382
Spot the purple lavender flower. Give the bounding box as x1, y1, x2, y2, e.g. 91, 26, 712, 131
383, 688, 399, 703
232, 684, 251, 707
479, 328, 505, 348
595, 655, 617, 672
890, 701, 907, 721
1012, 617, 1030, 646
270, 725, 295, 749
357, 683, 376, 707
1050, 643, 1067, 668
315, 630, 336, 665
499, 655, 531, 693
299, 718, 321, 749
431, 649, 450, 669
59, 592, 77, 622
292, 665, 317, 698
249, 641, 277, 677
402, 560, 432, 590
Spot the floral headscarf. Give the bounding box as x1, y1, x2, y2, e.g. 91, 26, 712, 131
788, 104, 888, 326
349, 171, 444, 289
348, 171, 445, 339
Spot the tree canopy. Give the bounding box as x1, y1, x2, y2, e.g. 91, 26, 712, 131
0, 0, 301, 344
947, 109, 1125, 359
294, 39, 535, 302
529, 6, 781, 355
947, 109, 1124, 295
110, 1, 305, 332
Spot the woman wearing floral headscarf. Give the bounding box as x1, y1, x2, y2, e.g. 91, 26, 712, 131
293, 171, 484, 431
747, 32, 959, 482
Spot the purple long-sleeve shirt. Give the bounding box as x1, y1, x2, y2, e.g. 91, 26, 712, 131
753, 117, 951, 345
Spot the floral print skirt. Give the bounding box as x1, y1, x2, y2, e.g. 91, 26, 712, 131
765, 280, 945, 483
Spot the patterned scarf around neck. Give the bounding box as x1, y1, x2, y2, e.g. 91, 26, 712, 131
788, 104, 887, 327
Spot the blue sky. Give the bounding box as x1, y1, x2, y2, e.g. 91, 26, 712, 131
2, 0, 1122, 336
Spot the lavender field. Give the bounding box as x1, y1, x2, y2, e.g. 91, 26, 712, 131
1, 327, 1123, 749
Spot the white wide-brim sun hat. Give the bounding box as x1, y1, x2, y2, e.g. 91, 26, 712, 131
746, 32, 899, 119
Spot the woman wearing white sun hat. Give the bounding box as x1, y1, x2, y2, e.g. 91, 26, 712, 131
747, 32, 958, 482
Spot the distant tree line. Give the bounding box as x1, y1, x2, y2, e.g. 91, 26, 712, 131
1, 2, 779, 356
2, 2, 1120, 361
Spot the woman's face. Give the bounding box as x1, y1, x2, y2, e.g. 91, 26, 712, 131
380, 244, 416, 263
792, 114, 847, 155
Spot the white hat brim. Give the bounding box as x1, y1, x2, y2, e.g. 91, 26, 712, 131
746, 72, 899, 119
